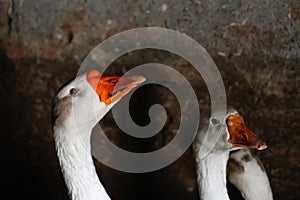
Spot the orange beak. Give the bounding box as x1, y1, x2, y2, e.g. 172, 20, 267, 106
86, 70, 146, 105
226, 114, 267, 150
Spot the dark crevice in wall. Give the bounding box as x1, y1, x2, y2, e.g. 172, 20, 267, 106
7, 0, 14, 36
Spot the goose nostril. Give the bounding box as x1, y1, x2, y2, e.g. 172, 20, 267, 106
257, 142, 268, 150
239, 131, 247, 140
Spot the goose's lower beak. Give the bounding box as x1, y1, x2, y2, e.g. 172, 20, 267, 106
226, 114, 267, 150
87, 70, 146, 105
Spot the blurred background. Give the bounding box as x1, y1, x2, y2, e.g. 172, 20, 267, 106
0, 0, 299, 199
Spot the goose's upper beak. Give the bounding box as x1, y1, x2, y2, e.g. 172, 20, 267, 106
87, 70, 146, 105
226, 114, 267, 150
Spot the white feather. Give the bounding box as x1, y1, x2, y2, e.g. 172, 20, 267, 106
193, 109, 238, 200
53, 73, 114, 200
228, 149, 273, 200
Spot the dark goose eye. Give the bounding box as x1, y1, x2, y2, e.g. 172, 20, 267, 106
69, 88, 79, 96
210, 117, 220, 125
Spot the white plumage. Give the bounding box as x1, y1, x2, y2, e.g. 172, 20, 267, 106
52, 70, 145, 200
227, 149, 273, 200
193, 109, 267, 200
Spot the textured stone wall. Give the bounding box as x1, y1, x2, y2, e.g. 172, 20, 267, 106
1, 0, 299, 199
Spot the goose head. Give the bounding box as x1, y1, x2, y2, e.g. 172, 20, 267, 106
52, 70, 146, 131
214, 109, 267, 152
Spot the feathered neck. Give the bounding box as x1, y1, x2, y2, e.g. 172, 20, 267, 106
53, 125, 111, 200
195, 149, 230, 200
228, 149, 273, 200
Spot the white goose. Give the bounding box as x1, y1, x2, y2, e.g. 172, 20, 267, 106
52, 70, 145, 200
193, 109, 267, 200
227, 149, 273, 200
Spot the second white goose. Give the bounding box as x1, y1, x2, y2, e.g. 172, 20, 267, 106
193, 108, 267, 200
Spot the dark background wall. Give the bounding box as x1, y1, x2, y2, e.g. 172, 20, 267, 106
0, 0, 299, 199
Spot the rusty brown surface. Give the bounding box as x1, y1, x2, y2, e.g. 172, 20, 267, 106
0, 0, 10, 26
224, 23, 262, 46
5, 36, 30, 59
290, 3, 300, 20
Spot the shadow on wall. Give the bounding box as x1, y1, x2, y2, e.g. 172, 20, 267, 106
0, 48, 69, 200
